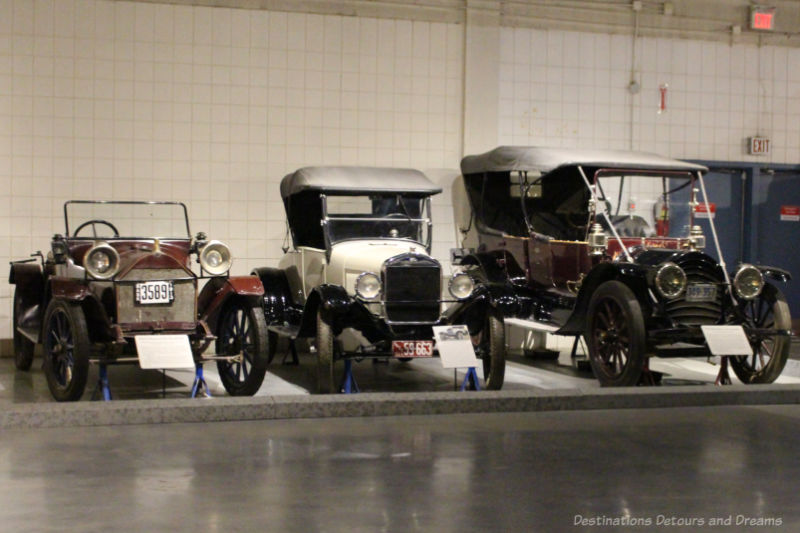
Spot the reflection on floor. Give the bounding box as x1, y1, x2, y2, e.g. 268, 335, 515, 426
1, 406, 799, 532
2, 338, 799, 403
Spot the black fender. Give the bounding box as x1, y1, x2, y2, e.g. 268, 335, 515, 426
297, 284, 353, 338
9, 261, 46, 341
557, 262, 652, 335
753, 264, 791, 283
251, 267, 294, 323
443, 282, 520, 334
459, 250, 524, 283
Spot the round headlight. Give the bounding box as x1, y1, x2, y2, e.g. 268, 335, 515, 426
355, 272, 381, 300
199, 240, 232, 275
448, 272, 475, 300
84, 243, 120, 280
654, 262, 687, 299
733, 264, 763, 300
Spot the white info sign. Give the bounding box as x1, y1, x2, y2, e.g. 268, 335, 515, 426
701, 325, 753, 356
433, 325, 478, 369
134, 334, 195, 369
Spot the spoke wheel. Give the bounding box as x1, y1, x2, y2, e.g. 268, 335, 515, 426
470, 312, 506, 390
216, 302, 270, 396
314, 309, 336, 394
43, 300, 90, 401
13, 287, 35, 371
586, 281, 646, 387
730, 284, 791, 384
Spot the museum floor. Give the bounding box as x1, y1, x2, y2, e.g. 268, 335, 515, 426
0, 405, 797, 532
1, 341, 799, 532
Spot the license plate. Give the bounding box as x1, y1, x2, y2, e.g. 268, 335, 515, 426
392, 340, 434, 358
135, 281, 174, 305
685, 283, 717, 302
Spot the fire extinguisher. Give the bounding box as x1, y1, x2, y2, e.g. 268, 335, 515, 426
655, 195, 669, 236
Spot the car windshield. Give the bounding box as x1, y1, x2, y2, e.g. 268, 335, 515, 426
65, 201, 191, 239
593, 171, 698, 240
324, 194, 430, 245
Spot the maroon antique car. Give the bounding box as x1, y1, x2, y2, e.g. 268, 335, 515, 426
9, 200, 269, 401
454, 147, 793, 386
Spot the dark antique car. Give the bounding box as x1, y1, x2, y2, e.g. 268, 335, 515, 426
9, 200, 269, 401
453, 146, 793, 386
252, 166, 506, 393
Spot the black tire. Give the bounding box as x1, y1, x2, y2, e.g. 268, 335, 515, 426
730, 284, 791, 384
315, 309, 336, 394
215, 302, 270, 396
585, 281, 646, 387
12, 287, 35, 371
42, 299, 90, 401
471, 312, 506, 390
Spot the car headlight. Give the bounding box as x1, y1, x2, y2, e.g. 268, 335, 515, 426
355, 272, 381, 300
199, 240, 232, 275
733, 264, 763, 300
654, 262, 687, 299
448, 272, 475, 300
84, 243, 120, 280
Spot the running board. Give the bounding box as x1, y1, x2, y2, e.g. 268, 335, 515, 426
267, 324, 301, 340
15, 326, 38, 343
504, 318, 561, 333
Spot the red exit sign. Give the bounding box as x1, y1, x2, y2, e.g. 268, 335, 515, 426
749, 136, 771, 155
750, 6, 776, 31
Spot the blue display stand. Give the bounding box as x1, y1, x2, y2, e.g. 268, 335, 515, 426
459, 367, 481, 391
92, 364, 112, 401
340, 359, 359, 394
191, 365, 212, 398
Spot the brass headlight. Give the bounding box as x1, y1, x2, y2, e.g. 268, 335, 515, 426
199, 240, 232, 275
448, 272, 475, 300
654, 262, 687, 299
355, 272, 381, 300
84, 243, 120, 280
733, 264, 763, 300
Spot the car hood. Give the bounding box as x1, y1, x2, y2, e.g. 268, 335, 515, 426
327, 240, 431, 291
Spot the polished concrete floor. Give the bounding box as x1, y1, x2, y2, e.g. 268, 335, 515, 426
0, 405, 798, 532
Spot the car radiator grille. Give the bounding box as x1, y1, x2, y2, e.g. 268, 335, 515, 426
116, 268, 196, 326
384, 260, 441, 323
664, 256, 724, 326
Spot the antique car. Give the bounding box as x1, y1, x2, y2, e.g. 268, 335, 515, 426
452, 146, 793, 386
9, 200, 269, 401
252, 166, 507, 393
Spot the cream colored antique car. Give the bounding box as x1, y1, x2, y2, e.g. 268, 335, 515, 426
252, 166, 511, 393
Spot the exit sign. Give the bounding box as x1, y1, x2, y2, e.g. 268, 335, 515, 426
749, 136, 771, 155
750, 6, 776, 31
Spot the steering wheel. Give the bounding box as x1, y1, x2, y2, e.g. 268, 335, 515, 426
383, 212, 413, 238
73, 219, 120, 238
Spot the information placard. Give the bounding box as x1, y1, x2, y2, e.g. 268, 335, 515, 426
134, 334, 195, 369
701, 325, 753, 356
433, 325, 478, 369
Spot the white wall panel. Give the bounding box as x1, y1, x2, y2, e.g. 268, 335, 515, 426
497, 26, 800, 166
0, 0, 464, 340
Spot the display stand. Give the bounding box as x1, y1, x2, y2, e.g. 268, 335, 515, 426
459, 367, 481, 391
191, 365, 212, 398
715, 356, 732, 385
340, 359, 359, 394
92, 364, 112, 401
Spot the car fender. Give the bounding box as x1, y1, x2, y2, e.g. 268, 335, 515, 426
10, 262, 46, 339
297, 284, 352, 337
557, 262, 651, 335
198, 276, 265, 330
49, 277, 90, 302
443, 282, 519, 334
459, 250, 522, 284
251, 267, 294, 324
753, 265, 791, 283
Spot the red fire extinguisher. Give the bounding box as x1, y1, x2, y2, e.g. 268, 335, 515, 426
655, 195, 669, 236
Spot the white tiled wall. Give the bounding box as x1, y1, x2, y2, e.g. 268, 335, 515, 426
498, 27, 800, 164
0, 0, 464, 339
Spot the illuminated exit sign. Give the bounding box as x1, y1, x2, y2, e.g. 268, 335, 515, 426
750, 6, 776, 31
749, 136, 771, 155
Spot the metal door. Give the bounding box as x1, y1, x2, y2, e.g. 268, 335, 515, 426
753, 170, 800, 319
